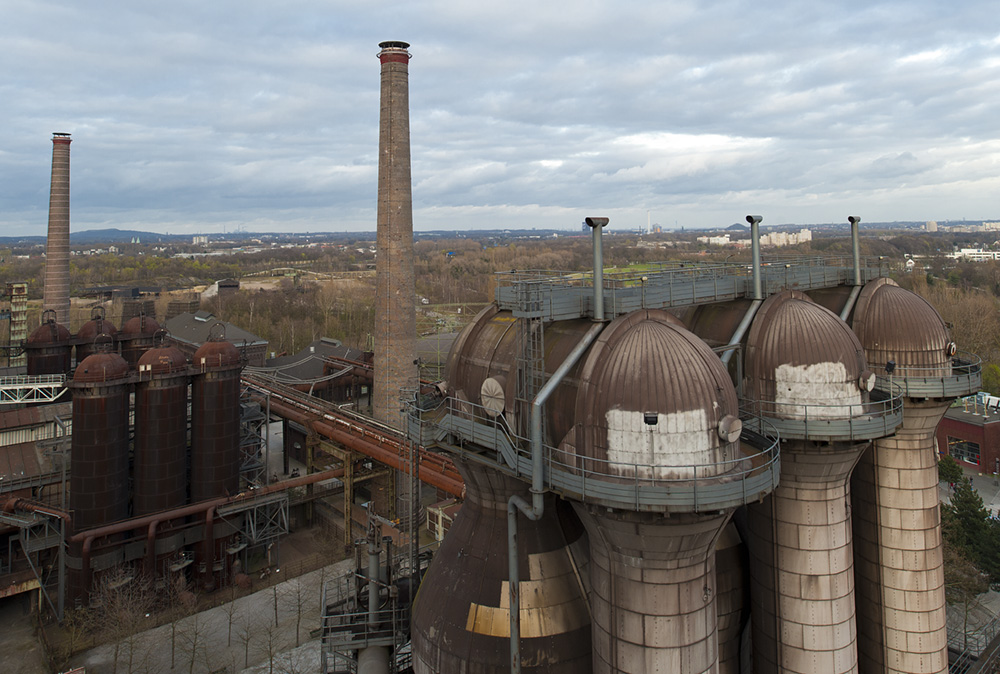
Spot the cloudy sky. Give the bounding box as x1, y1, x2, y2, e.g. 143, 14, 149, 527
2, 0, 998, 236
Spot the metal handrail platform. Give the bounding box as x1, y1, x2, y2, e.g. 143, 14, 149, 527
875, 352, 982, 400
741, 387, 903, 442
494, 256, 890, 321
412, 397, 780, 514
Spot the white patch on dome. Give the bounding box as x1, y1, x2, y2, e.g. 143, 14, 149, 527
773, 361, 863, 419
605, 408, 725, 479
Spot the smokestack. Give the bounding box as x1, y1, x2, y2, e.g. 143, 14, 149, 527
44, 133, 72, 327
373, 42, 417, 429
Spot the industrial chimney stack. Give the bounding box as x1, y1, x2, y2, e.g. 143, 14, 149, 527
373, 42, 417, 429
44, 133, 72, 327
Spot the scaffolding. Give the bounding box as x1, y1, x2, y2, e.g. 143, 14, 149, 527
239, 384, 269, 487
3, 282, 27, 368
320, 519, 416, 674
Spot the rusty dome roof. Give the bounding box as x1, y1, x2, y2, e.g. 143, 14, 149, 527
27, 318, 71, 346
121, 315, 161, 337
137, 343, 188, 375
73, 351, 130, 383
78, 315, 118, 342
851, 278, 951, 371
194, 336, 241, 369
745, 290, 868, 414
573, 310, 740, 481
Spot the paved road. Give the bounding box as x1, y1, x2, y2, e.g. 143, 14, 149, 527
69, 555, 354, 674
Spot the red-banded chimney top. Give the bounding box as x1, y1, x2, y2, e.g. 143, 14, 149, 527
52, 132, 72, 144
378, 41, 410, 64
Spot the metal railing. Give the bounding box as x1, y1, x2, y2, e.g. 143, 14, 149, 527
493, 255, 890, 321
741, 386, 903, 441
413, 397, 781, 513
0, 374, 68, 404
876, 352, 983, 400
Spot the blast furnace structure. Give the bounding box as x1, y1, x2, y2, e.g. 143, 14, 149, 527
407, 218, 981, 674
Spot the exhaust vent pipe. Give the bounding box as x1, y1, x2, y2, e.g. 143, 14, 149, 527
586, 217, 609, 321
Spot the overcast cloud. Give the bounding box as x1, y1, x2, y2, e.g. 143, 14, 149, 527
2, 0, 998, 236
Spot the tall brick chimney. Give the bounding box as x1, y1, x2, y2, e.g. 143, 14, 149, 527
43, 133, 72, 327
373, 42, 417, 429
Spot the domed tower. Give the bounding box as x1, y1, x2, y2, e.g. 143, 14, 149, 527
191, 326, 242, 503
567, 310, 750, 673
849, 278, 980, 674
411, 306, 594, 673
76, 307, 118, 363
69, 347, 131, 531
742, 290, 900, 674
119, 313, 160, 369
25, 310, 73, 375
134, 333, 189, 516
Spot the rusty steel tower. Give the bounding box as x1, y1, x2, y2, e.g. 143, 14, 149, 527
373, 41, 417, 430
44, 133, 72, 327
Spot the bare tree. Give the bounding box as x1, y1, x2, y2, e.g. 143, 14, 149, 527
222, 582, 241, 647
177, 612, 210, 674
238, 609, 257, 669
255, 622, 284, 674
90, 565, 156, 674
285, 577, 310, 648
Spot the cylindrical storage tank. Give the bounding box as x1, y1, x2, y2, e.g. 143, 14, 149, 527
849, 278, 956, 674
25, 311, 73, 375
191, 329, 242, 503
444, 304, 595, 444
411, 460, 592, 673
742, 290, 872, 674
69, 350, 131, 531
119, 314, 161, 369
134, 337, 189, 516
76, 307, 118, 363
566, 310, 742, 674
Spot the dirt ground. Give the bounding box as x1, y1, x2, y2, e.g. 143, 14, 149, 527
0, 593, 49, 674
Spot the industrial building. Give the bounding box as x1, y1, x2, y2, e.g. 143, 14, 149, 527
0, 43, 988, 674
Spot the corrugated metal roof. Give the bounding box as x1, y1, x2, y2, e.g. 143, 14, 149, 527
852, 278, 950, 371
573, 310, 739, 479
745, 290, 867, 412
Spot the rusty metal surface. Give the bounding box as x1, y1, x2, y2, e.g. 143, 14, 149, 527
411, 460, 591, 674
134, 345, 189, 515
191, 339, 242, 502
680, 298, 755, 346
851, 278, 951, 373
571, 309, 740, 482
76, 310, 118, 362
68, 352, 131, 532
444, 305, 603, 447
25, 318, 72, 376
744, 290, 868, 415
119, 315, 161, 368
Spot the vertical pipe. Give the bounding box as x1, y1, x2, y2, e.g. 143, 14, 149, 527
367, 528, 379, 629
586, 217, 609, 322
849, 216, 862, 286
44, 133, 72, 327
747, 215, 763, 300
509, 321, 603, 672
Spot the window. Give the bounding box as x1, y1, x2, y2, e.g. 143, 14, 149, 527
948, 436, 981, 466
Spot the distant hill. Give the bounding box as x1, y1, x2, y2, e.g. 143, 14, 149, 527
726, 223, 749, 232
0, 228, 188, 246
